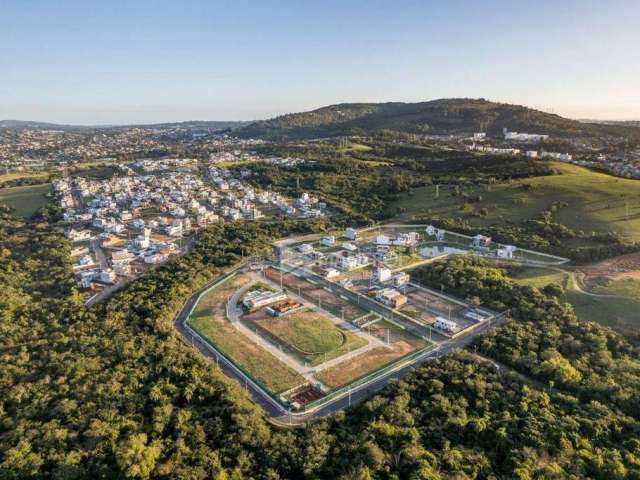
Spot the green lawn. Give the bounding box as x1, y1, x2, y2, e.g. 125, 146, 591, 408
255, 310, 367, 366
393, 162, 640, 241
512, 268, 569, 289
0, 183, 51, 217
511, 268, 640, 334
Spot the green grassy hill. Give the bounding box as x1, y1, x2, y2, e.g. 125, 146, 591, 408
238, 98, 638, 140
512, 267, 640, 333
393, 162, 640, 241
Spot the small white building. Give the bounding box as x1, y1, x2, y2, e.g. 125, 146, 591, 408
242, 290, 287, 309
434, 316, 457, 332
320, 235, 336, 247
324, 268, 341, 279
345, 228, 358, 240
471, 234, 492, 248
497, 245, 517, 259
342, 242, 357, 252
298, 243, 314, 254
376, 235, 391, 246
100, 269, 117, 284
392, 272, 410, 287
337, 254, 370, 271
376, 266, 392, 283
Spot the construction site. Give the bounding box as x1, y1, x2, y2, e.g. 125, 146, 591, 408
178, 226, 533, 416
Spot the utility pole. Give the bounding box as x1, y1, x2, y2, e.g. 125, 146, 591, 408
435, 184, 439, 198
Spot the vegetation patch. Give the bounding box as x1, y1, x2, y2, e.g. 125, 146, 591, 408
0, 183, 51, 217
187, 274, 306, 393
393, 162, 640, 241
247, 309, 367, 366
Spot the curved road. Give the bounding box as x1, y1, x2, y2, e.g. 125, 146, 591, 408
173, 266, 511, 425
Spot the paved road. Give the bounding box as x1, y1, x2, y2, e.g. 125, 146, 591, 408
173, 265, 512, 425
91, 239, 109, 270
225, 273, 388, 381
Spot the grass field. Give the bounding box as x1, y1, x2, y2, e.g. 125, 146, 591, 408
248, 310, 367, 366
188, 275, 306, 394
511, 268, 640, 334
393, 162, 640, 241
0, 183, 51, 217
0, 172, 49, 183
316, 320, 428, 389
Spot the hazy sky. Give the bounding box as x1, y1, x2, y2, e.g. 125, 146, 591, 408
1, 0, 639, 124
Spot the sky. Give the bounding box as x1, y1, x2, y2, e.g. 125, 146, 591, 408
1, 0, 639, 124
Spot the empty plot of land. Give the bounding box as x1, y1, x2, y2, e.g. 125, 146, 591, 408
403, 287, 473, 329
0, 183, 51, 217
264, 267, 367, 321
512, 266, 640, 334
244, 308, 368, 366
316, 320, 428, 389
188, 274, 306, 393
392, 162, 640, 241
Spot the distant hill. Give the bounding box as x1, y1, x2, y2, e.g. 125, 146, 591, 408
579, 119, 640, 128
0, 119, 249, 132
238, 98, 639, 140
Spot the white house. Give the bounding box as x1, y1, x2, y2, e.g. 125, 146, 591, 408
497, 245, 517, 259
471, 234, 492, 248
392, 272, 410, 287
434, 316, 457, 332
100, 269, 117, 284
320, 235, 336, 247
298, 243, 314, 254
376, 266, 392, 283
376, 235, 391, 246
342, 242, 357, 252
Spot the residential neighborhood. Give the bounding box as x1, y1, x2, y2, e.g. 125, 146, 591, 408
53, 157, 329, 297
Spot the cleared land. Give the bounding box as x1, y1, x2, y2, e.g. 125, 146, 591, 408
188, 274, 305, 393
264, 267, 367, 321
511, 267, 640, 334
0, 172, 49, 183
393, 162, 640, 241
0, 183, 51, 217
316, 320, 428, 389
244, 309, 367, 366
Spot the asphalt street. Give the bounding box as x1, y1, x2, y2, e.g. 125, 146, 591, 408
173, 265, 511, 425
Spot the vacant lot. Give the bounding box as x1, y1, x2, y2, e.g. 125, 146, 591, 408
393, 162, 640, 241
245, 309, 367, 366
511, 267, 640, 334
188, 274, 305, 393
0, 183, 51, 217
0, 172, 49, 184
265, 267, 367, 320
316, 320, 428, 389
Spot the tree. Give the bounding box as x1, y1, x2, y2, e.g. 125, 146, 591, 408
115, 433, 161, 479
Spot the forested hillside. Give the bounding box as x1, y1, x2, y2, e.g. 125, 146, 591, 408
238, 99, 638, 140
3, 206, 640, 478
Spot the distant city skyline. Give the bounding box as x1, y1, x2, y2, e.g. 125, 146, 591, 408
2, 0, 639, 124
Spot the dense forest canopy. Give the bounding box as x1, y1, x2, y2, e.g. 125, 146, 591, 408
237, 99, 640, 141
3, 204, 640, 479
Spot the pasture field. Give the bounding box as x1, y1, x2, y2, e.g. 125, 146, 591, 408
0, 183, 51, 217
244, 309, 367, 366
316, 320, 428, 389
511, 267, 640, 334
0, 172, 49, 184
264, 267, 368, 321
392, 162, 640, 241
187, 274, 306, 393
